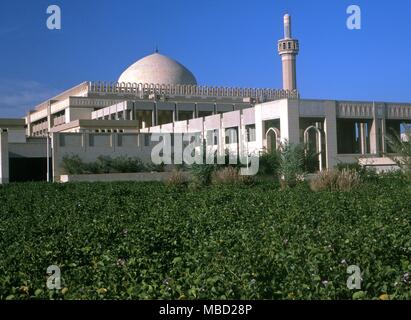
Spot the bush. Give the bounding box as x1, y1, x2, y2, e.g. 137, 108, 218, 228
165, 170, 187, 187
386, 130, 411, 170
337, 169, 362, 191
310, 169, 362, 192
258, 151, 280, 176
336, 162, 363, 172
190, 163, 216, 186
110, 156, 145, 173
310, 170, 339, 192
61, 155, 148, 174
146, 162, 166, 172
211, 167, 240, 185
61, 155, 87, 174
278, 142, 305, 188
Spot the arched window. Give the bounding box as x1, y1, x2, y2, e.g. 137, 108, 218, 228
304, 126, 323, 171
265, 127, 280, 152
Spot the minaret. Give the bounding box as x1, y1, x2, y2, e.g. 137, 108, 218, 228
278, 14, 299, 91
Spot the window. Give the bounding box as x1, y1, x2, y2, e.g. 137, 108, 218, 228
246, 124, 256, 142
206, 130, 218, 145
144, 134, 150, 147
225, 127, 238, 144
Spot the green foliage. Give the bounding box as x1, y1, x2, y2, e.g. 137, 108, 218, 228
190, 163, 216, 186
303, 147, 320, 174
0, 175, 410, 300
61, 155, 86, 175
146, 162, 166, 173
165, 170, 188, 188
386, 130, 411, 170
62, 155, 149, 175
258, 151, 280, 176
278, 142, 305, 187
336, 162, 363, 172
211, 167, 240, 185
310, 169, 362, 192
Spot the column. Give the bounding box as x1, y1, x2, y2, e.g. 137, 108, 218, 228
360, 123, 368, 155
51, 133, 60, 182
324, 101, 338, 169
280, 99, 300, 144
370, 103, 380, 155
0, 132, 9, 184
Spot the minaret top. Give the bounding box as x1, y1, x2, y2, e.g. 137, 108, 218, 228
284, 14, 292, 39
278, 14, 299, 91
278, 13, 299, 55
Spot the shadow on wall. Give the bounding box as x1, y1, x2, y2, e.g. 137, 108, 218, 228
8, 157, 50, 182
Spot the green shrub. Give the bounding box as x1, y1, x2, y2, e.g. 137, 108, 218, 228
61, 155, 87, 174
278, 142, 305, 188
61, 155, 147, 174
165, 170, 188, 187
0, 178, 410, 300
336, 162, 363, 172
147, 162, 166, 172
211, 167, 240, 185
310, 169, 362, 192
310, 169, 340, 192
386, 130, 411, 170
190, 163, 216, 186
258, 151, 280, 176
110, 156, 145, 173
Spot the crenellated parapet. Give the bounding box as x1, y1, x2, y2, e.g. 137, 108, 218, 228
87, 81, 300, 102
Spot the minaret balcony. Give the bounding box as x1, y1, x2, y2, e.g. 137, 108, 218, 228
278, 39, 299, 55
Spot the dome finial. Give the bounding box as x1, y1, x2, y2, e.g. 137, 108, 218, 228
155, 45, 159, 53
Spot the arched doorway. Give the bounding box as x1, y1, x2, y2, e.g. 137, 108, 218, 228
265, 127, 280, 153
304, 125, 323, 171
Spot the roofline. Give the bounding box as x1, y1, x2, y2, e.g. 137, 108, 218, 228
299, 98, 411, 105
32, 81, 90, 113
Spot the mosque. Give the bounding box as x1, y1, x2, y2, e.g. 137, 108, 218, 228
0, 14, 410, 183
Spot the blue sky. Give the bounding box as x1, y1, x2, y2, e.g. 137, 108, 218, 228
0, 0, 410, 117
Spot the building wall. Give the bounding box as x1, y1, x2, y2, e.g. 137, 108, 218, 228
52, 132, 156, 181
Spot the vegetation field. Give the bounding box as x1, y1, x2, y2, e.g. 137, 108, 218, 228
0, 176, 410, 300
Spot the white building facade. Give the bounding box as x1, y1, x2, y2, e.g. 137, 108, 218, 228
0, 14, 410, 183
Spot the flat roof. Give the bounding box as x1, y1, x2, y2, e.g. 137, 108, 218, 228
0, 118, 26, 127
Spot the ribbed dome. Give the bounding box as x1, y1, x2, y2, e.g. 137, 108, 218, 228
118, 53, 197, 85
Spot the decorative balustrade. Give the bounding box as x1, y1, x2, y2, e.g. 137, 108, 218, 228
338, 102, 411, 119
337, 102, 374, 118
87, 81, 299, 101
69, 97, 125, 108
386, 104, 411, 119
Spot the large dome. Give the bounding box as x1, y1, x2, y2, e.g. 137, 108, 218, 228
118, 52, 197, 86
